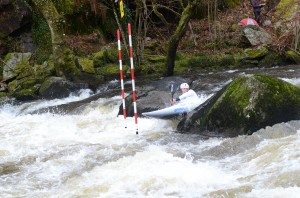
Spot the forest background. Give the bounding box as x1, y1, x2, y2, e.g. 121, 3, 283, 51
0, 0, 299, 100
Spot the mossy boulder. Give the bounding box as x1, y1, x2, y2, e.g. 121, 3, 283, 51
285, 50, 300, 64
93, 45, 117, 68
76, 58, 95, 74
39, 76, 88, 99
258, 52, 285, 67
7, 77, 40, 100
188, 53, 235, 70
244, 46, 268, 59
95, 63, 128, 79
177, 74, 300, 137
3, 53, 32, 81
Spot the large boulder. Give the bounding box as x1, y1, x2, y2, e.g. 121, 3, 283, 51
93, 45, 117, 68
0, 0, 30, 38
117, 76, 192, 117
177, 74, 300, 137
39, 77, 88, 99
239, 26, 271, 47
0, 0, 31, 55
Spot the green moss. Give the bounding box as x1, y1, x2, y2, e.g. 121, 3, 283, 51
145, 55, 166, 63
62, 49, 80, 77
39, 77, 53, 95
15, 64, 34, 79
77, 58, 95, 73
53, 0, 75, 15
95, 63, 124, 78
188, 53, 235, 70
93, 47, 116, 68
222, 0, 240, 8
4, 53, 11, 62
31, 12, 52, 64
0, 92, 7, 98
244, 46, 269, 59
258, 52, 285, 67
285, 50, 300, 64
275, 0, 299, 20
13, 84, 40, 100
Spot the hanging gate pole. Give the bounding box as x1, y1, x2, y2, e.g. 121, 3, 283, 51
128, 23, 139, 135
117, 29, 127, 128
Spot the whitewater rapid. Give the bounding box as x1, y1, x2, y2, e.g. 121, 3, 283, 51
1, 67, 300, 197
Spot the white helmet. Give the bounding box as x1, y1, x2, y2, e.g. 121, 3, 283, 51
180, 83, 189, 89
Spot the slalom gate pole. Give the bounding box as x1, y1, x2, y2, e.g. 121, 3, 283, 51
128, 23, 139, 135
117, 29, 127, 128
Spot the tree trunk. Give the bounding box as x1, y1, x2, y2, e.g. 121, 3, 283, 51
164, 1, 197, 76
31, 0, 79, 79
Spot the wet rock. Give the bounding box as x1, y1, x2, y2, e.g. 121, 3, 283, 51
39, 77, 88, 99
177, 74, 300, 137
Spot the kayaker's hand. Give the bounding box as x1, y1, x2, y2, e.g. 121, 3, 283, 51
170, 98, 176, 105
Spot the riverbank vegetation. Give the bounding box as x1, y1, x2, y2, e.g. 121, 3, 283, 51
0, 0, 299, 100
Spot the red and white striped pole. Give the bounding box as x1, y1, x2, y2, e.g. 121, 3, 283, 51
128, 23, 139, 135
117, 29, 127, 128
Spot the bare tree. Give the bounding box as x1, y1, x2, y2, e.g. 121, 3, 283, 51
164, 0, 200, 76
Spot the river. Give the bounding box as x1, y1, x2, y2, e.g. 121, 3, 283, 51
1, 66, 300, 197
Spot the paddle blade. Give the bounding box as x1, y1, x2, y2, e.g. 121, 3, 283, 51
169, 81, 178, 97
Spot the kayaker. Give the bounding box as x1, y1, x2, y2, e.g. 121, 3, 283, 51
170, 83, 198, 104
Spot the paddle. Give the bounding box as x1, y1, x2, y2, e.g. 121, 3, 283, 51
169, 81, 178, 102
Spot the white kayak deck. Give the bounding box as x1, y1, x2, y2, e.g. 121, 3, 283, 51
142, 98, 202, 119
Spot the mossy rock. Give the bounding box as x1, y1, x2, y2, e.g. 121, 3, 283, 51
33, 61, 56, 80
8, 77, 39, 95
0, 92, 7, 98
188, 54, 235, 69
285, 50, 300, 64
244, 46, 269, 59
15, 64, 34, 80
178, 74, 300, 137
8, 77, 40, 100
258, 52, 285, 67
145, 55, 166, 63
93, 45, 117, 68
3, 53, 32, 81
76, 58, 95, 74
95, 63, 127, 78
11, 84, 41, 101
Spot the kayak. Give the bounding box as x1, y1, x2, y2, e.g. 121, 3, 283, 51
142, 99, 201, 119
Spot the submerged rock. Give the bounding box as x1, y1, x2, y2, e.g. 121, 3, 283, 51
177, 74, 300, 137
